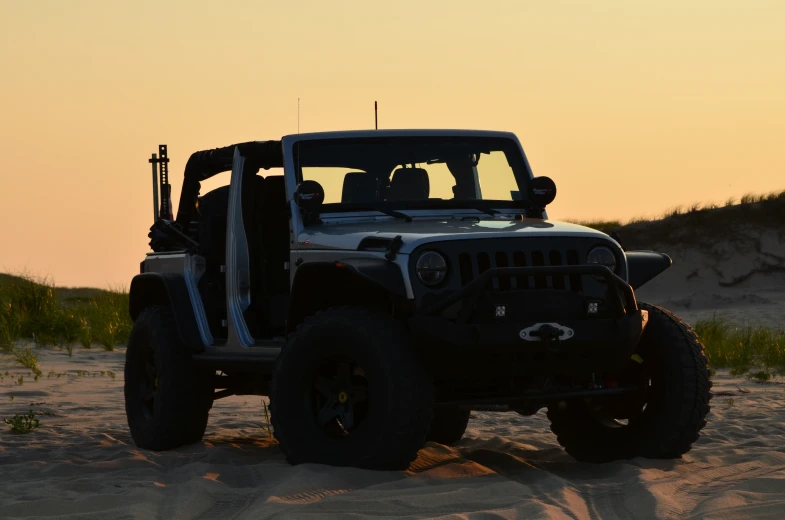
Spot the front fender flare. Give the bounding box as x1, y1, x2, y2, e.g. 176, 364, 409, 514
287, 259, 407, 331
293, 259, 407, 297
336, 257, 407, 297
626, 251, 672, 290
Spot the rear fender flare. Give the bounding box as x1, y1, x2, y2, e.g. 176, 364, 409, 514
129, 273, 206, 352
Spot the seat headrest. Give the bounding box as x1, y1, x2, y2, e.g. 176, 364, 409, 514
262, 175, 287, 211
342, 172, 377, 204
387, 168, 430, 201
264, 174, 285, 195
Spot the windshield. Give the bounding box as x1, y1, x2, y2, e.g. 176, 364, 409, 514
293, 136, 531, 212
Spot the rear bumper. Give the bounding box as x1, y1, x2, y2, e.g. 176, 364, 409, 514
408, 264, 647, 373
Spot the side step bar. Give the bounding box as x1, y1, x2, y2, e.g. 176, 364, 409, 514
193, 348, 281, 374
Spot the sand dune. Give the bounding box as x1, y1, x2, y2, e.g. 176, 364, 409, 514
2, 346, 785, 519
624, 217, 785, 329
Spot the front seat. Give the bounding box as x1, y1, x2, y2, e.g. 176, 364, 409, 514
386, 168, 430, 201
341, 172, 377, 203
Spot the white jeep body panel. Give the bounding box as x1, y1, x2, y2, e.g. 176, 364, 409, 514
295, 218, 617, 254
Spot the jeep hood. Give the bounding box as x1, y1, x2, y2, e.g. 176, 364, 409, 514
297, 218, 617, 254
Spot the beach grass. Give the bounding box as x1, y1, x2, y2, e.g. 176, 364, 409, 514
3, 410, 40, 434
566, 187, 785, 239
12, 347, 41, 376
695, 315, 785, 379
0, 273, 131, 356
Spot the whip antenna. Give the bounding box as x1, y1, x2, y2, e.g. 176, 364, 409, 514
374, 101, 378, 129
297, 98, 300, 134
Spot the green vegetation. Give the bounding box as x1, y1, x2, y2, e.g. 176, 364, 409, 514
4, 410, 40, 434
12, 347, 41, 376
0, 273, 131, 354
567, 187, 785, 245
695, 315, 785, 380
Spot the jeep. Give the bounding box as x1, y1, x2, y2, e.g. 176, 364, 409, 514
125, 130, 711, 470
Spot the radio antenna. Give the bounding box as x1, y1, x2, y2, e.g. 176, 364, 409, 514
297, 98, 300, 134
374, 101, 378, 129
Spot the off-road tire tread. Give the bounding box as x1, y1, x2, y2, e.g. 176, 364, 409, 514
269, 307, 434, 470
547, 302, 711, 462
124, 305, 213, 451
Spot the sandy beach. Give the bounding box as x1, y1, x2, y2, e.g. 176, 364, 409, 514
1, 343, 784, 519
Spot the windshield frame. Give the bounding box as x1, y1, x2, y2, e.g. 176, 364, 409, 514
290, 134, 534, 215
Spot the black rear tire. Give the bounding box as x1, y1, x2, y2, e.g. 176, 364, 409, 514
270, 307, 434, 470
124, 306, 214, 450
548, 303, 711, 463
426, 406, 471, 446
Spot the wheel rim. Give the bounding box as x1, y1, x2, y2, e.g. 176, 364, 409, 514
138, 345, 158, 419
590, 365, 656, 429
591, 380, 651, 428
309, 357, 369, 437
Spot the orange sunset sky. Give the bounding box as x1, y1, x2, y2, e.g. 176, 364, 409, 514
1, 0, 783, 288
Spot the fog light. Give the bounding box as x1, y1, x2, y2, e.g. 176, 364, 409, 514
587, 301, 599, 314
495, 305, 507, 317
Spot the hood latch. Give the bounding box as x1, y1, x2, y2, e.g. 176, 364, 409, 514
384, 235, 404, 261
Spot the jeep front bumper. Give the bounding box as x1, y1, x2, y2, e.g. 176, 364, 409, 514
408, 265, 648, 374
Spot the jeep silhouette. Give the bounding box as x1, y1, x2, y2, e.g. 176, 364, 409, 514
125, 131, 711, 469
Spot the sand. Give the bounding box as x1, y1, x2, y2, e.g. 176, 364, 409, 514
2, 237, 785, 518
1, 349, 785, 519
632, 226, 785, 330
637, 260, 785, 331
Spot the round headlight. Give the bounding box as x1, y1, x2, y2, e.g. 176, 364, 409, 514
586, 246, 617, 272
416, 251, 447, 286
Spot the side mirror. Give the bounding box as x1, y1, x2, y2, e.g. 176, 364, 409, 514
294, 180, 325, 213
528, 176, 557, 207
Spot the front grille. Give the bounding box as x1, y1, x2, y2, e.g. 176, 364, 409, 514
456, 248, 583, 292
409, 237, 625, 304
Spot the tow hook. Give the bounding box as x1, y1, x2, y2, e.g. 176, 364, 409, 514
539, 324, 561, 352
519, 323, 574, 353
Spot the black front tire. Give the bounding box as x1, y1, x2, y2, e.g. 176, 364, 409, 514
548, 303, 711, 463
270, 307, 434, 470
124, 306, 214, 451
426, 406, 471, 446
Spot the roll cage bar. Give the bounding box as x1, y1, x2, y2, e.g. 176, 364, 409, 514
174, 140, 283, 228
